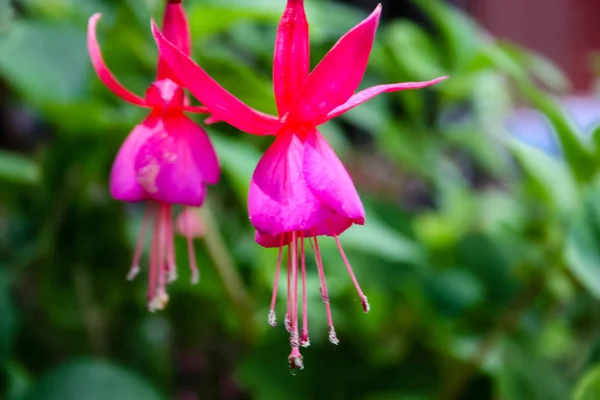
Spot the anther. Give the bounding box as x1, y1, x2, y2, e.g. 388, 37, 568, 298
300, 335, 310, 348
284, 314, 292, 333
288, 350, 304, 370
361, 295, 370, 313
148, 291, 169, 312
190, 268, 199, 284
127, 265, 140, 281
329, 328, 340, 345
167, 266, 178, 283
268, 310, 277, 327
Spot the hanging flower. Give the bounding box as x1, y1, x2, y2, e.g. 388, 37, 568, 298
88, 0, 219, 311
152, 0, 446, 366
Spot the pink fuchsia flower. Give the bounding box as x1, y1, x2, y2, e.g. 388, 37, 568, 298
88, 0, 219, 311
152, 0, 447, 366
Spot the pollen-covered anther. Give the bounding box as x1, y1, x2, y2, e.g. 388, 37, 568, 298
288, 349, 304, 370
361, 295, 370, 313
190, 268, 199, 284
167, 266, 178, 283
127, 265, 140, 281
329, 328, 340, 345
268, 310, 277, 327
148, 291, 169, 312
300, 334, 310, 348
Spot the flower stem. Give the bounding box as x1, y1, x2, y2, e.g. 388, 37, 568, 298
200, 204, 255, 341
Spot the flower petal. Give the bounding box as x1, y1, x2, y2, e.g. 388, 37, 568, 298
87, 13, 146, 107
110, 117, 156, 202
175, 207, 205, 238
288, 5, 381, 123
182, 105, 210, 114
152, 19, 283, 135
321, 76, 449, 123
248, 131, 325, 235
163, 115, 220, 185
303, 128, 365, 224
157, 1, 191, 82
273, 0, 310, 115
134, 116, 210, 206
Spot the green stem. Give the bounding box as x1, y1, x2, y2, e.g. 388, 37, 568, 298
200, 204, 255, 341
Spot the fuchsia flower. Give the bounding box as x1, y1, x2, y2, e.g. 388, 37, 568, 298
88, 0, 219, 311
152, 0, 446, 367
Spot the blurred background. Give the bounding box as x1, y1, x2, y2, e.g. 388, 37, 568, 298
2, 0, 600, 399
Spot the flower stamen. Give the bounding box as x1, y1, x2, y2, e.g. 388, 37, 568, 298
166, 213, 177, 283
285, 241, 292, 333
331, 224, 370, 313
289, 231, 300, 348
128, 205, 152, 281
300, 232, 310, 347
288, 347, 304, 370
269, 235, 285, 327
184, 210, 199, 284
312, 234, 339, 345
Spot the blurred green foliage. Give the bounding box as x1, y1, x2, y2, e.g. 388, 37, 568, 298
2, 0, 600, 399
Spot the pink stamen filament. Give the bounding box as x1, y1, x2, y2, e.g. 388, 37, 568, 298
285, 241, 292, 333
166, 208, 177, 283
290, 231, 300, 348
331, 226, 370, 313
300, 232, 309, 347
312, 234, 339, 345
269, 235, 285, 327
148, 204, 160, 310
185, 209, 199, 284
128, 204, 151, 280
157, 205, 168, 291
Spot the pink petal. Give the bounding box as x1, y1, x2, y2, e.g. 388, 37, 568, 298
157, 1, 191, 82
248, 131, 325, 235
152, 19, 283, 135
273, 0, 310, 115
321, 76, 449, 123
253, 213, 353, 248
303, 128, 365, 225
110, 117, 156, 202
87, 13, 146, 107
175, 208, 205, 238
163, 115, 220, 185
288, 5, 382, 124
183, 105, 210, 114
133, 115, 207, 206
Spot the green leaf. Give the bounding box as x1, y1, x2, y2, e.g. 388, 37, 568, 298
0, 20, 88, 104
520, 83, 594, 184
498, 41, 570, 93
0, 269, 16, 364
0, 0, 13, 32
0, 150, 40, 185
566, 177, 600, 300
382, 20, 445, 80
210, 133, 260, 202
573, 365, 600, 400
188, 0, 280, 38
413, 0, 478, 71
21, 359, 164, 400
509, 140, 578, 215
338, 214, 426, 265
